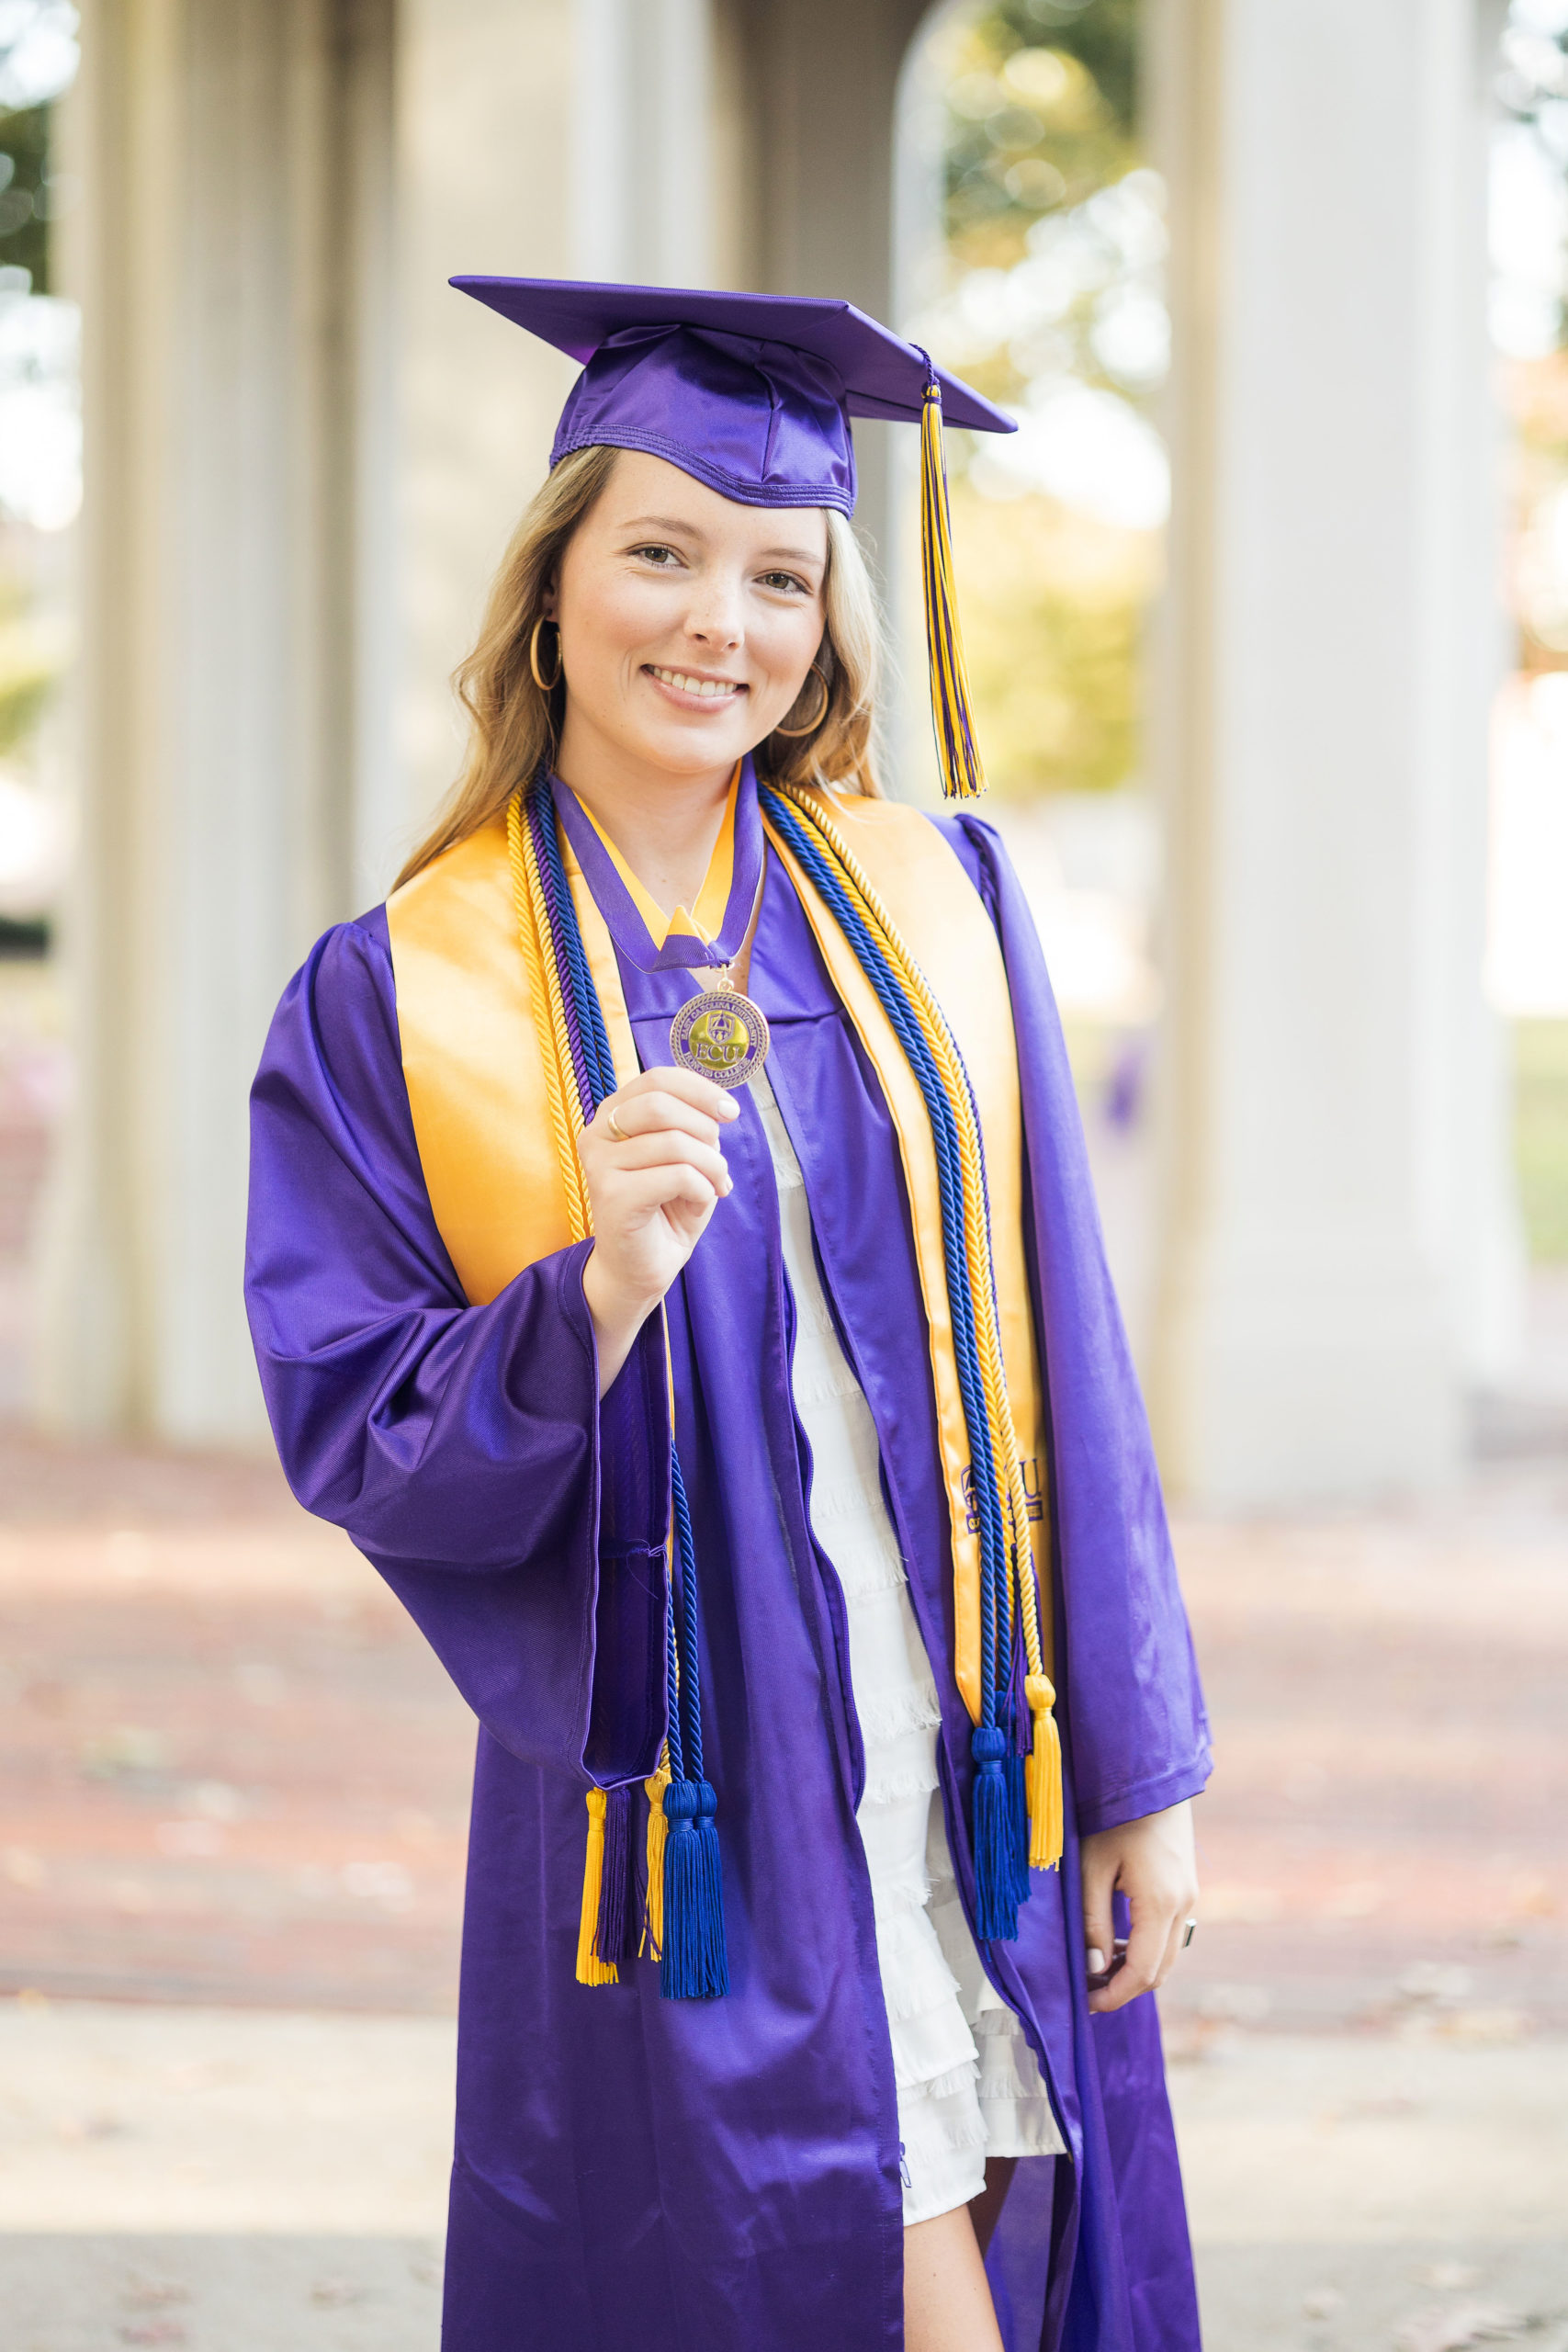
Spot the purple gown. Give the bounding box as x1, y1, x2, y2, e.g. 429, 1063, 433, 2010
245, 811, 1211, 2352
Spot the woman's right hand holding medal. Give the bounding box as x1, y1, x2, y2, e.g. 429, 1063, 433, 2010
580, 1067, 739, 1395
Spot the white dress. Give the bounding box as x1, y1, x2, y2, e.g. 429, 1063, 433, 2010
754, 1074, 1064, 2227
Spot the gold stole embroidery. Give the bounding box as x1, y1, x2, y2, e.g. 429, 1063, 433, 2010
385, 795, 1052, 1722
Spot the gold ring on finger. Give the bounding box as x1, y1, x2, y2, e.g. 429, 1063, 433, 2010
606, 1107, 627, 1143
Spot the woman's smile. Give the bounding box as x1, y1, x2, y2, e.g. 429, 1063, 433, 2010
643, 663, 748, 707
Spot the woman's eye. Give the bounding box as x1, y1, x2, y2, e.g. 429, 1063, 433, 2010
759, 571, 808, 594
631, 545, 682, 568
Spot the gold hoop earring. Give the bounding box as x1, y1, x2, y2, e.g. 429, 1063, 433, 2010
773, 663, 830, 738
529, 616, 563, 692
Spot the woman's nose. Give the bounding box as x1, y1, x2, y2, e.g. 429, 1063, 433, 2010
685, 578, 744, 648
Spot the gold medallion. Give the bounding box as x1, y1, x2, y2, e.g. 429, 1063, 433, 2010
669, 987, 770, 1091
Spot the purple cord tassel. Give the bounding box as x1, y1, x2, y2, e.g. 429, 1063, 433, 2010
594, 1783, 637, 1967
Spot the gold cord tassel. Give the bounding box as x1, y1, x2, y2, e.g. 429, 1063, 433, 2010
919, 371, 987, 801
574, 1789, 619, 1985
1024, 1673, 1064, 1870
641, 1750, 672, 1959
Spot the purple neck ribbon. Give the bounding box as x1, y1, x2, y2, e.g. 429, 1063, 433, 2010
550, 756, 765, 975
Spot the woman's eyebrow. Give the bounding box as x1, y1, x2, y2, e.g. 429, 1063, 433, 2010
758, 545, 824, 570
619, 514, 705, 538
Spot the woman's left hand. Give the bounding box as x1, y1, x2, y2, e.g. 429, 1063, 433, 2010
1079, 1800, 1198, 2015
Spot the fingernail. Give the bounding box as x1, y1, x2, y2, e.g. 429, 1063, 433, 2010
1086, 1948, 1106, 1976
721, 1100, 739, 1119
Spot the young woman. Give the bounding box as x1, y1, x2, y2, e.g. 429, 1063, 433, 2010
246, 284, 1209, 2352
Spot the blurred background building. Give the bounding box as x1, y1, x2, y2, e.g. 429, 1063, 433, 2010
0, 0, 1565, 1506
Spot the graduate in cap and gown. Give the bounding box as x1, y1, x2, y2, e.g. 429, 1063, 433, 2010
245, 279, 1212, 2352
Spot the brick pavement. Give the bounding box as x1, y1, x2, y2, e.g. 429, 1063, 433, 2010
0, 1436, 471, 2014
3, 1427, 1562, 2352
2, 1428, 1562, 2034
1167, 1461, 1568, 2043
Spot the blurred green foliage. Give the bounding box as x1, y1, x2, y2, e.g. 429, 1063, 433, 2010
943, 0, 1139, 277
0, 574, 61, 754
0, 79, 69, 766
0, 104, 51, 291
952, 480, 1155, 798
1504, 352, 1568, 664
1497, 11, 1568, 159
929, 0, 1153, 798
1515, 1020, 1568, 1262
0, 639, 58, 755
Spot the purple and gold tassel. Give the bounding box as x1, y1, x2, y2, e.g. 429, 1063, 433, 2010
919, 366, 987, 801
593, 1782, 637, 1969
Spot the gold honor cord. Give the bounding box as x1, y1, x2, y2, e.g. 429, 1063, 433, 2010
769, 783, 1061, 1868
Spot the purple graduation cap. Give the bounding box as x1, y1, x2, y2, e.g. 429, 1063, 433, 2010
449, 277, 1018, 798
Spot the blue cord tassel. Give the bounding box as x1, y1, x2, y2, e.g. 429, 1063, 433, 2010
972, 1724, 1019, 1942
660, 1778, 728, 1998
657, 1456, 728, 2000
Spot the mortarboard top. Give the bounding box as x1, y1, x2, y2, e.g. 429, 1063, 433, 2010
450, 279, 1015, 433
451, 275, 1008, 797
450, 277, 1014, 518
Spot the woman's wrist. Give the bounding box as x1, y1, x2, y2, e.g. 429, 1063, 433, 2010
581, 1247, 662, 1396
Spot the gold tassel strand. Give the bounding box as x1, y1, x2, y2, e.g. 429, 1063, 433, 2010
1024, 1673, 1064, 1871
574, 1789, 618, 1986
641, 1748, 672, 1959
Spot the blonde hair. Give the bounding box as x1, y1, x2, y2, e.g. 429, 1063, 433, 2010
395, 446, 883, 889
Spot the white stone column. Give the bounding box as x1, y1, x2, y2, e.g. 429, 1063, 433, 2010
1145, 0, 1524, 1505
571, 0, 716, 287
41, 0, 399, 1442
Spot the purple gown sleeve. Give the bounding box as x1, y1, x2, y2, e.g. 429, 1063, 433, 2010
244, 910, 668, 1788
936, 815, 1212, 1838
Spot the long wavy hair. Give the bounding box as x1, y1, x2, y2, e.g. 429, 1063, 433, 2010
394, 445, 883, 888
